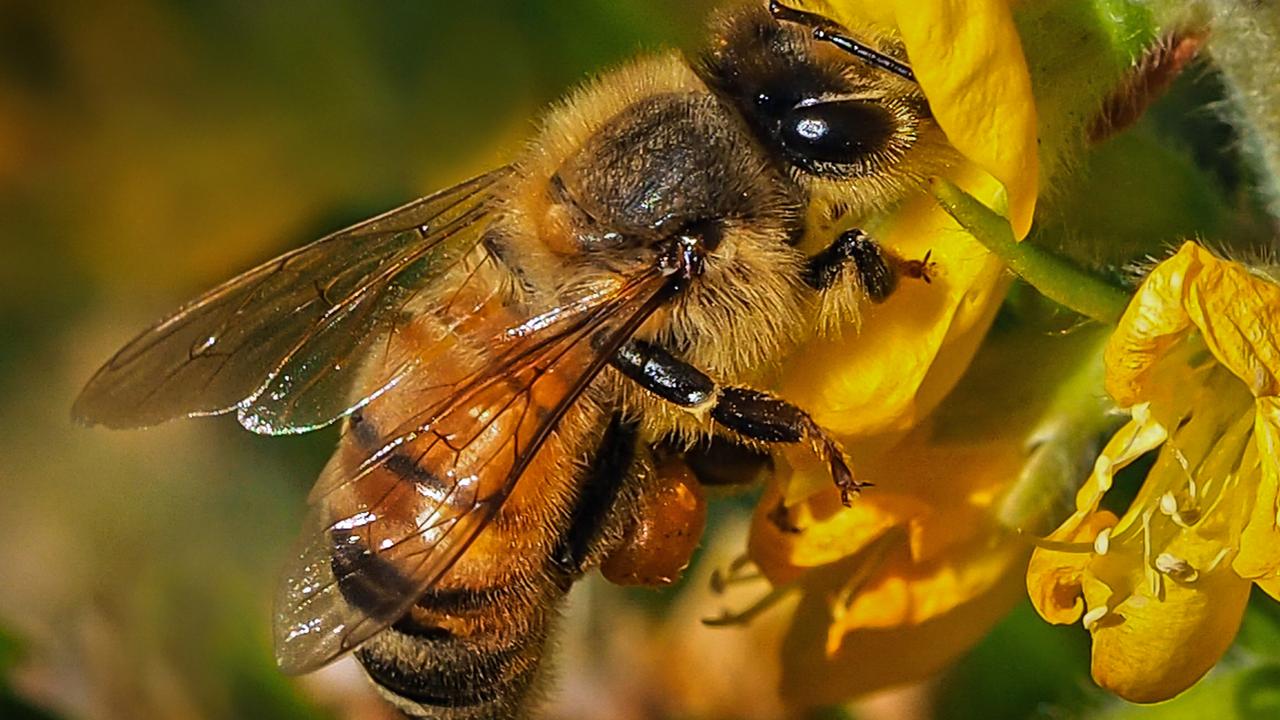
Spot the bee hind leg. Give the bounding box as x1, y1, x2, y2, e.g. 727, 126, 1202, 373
551, 414, 707, 587
804, 228, 935, 301
611, 340, 866, 506
599, 453, 707, 587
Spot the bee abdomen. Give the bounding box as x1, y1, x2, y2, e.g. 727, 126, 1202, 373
357, 582, 558, 720
352, 415, 643, 718
356, 640, 541, 719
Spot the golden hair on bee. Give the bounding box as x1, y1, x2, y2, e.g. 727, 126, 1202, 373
73, 2, 954, 717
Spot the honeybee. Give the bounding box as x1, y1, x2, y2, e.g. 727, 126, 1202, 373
74, 1, 954, 717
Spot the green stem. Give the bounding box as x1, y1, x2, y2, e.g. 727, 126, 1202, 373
930, 178, 1131, 324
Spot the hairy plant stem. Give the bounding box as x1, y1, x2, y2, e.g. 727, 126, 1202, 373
930, 179, 1131, 325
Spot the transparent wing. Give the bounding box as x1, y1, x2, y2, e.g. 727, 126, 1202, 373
273, 270, 672, 674
73, 167, 511, 434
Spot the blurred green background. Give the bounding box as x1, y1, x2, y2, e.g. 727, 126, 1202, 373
2, 2, 1279, 719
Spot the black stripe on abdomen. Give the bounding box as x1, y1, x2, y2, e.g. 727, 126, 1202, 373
348, 409, 451, 494
330, 525, 520, 626
329, 528, 417, 624
357, 583, 555, 718
357, 639, 533, 709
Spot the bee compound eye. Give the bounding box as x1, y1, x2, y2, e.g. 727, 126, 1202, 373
779, 99, 897, 168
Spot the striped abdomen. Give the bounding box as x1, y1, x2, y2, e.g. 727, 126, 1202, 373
321, 294, 640, 718
344, 411, 637, 719
355, 581, 563, 719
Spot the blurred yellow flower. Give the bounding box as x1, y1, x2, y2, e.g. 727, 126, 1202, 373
741, 0, 1201, 704
1028, 242, 1280, 702
751, 319, 1111, 705
750, 425, 1031, 704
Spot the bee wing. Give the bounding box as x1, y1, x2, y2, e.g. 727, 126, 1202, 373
273, 270, 672, 673
73, 167, 511, 434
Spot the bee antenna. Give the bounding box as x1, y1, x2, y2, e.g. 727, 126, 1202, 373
768, 0, 918, 84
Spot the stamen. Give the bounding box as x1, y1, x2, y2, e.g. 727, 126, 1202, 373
1170, 441, 1193, 479
1141, 509, 1154, 567
1025, 535, 1096, 553
1206, 546, 1230, 572
1093, 527, 1112, 555
704, 553, 788, 628
710, 554, 759, 593
1092, 455, 1116, 494
832, 530, 900, 611
1082, 606, 1109, 631
1142, 510, 1161, 597
702, 585, 795, 627
1154, 552, 1199, 583
1158, 491, 1197, 527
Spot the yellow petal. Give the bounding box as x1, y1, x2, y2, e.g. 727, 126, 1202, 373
749, 477, 922, 587
827, 530, 1026, 634
1258, 576, 1280, 601
779, 551, 1026, 706
758, 365, 1034, 579
781, 166, 1012, 437
1086, 559, 1252, 703
1026, 512, 1117, 625
893, 1, 1038, 238
1104, 243, 1199, 407
1107, 242, 1280, 406
822, 0, 1040, 238
1236, 397, 1280, 581
1074, 414, 1168, 515
1179, 244, 1280, 397
781, 0, 1041, 434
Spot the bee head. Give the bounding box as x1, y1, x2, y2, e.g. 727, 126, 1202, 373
697, 1, 955, 212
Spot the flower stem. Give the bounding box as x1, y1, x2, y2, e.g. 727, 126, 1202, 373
930, 178, 1131, 325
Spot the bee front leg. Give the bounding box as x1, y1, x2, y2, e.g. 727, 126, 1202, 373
611, 340, 866, 505
804, 228, 934, 301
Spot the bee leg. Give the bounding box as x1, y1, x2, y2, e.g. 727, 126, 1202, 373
708, 387, 867, 505
550, 411, 707, 587
551, 413, 640, 578
612, 340, 867, 505
804, 228, 935, 302
600, 454, 707, 587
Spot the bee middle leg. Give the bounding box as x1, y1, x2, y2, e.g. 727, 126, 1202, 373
804, 228, 934, 300
611, 340, 866, 505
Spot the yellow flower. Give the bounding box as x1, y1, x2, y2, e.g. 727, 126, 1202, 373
737, 0, 1168, 707
733, 0, 1135, 706
749, 322, 1113, 705
815, 0, 1039, 238
1028, 242, 1280, 702
750, 431, 1031, 704
782, 0, 1038, 442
